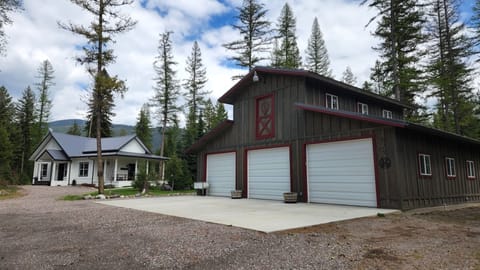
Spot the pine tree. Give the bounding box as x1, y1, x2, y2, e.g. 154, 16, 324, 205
271, 3, 301, 68
59, 0, 136, 194
362, 0, 426, 121
341, 66, 357, 86
213, 102, 228, 127
203, 98, 215, 132
35, 60, 54, 138
152, 31, 181, 181
67, 120, 82, 136
184, 41, 209, 126
223, 0, 272, 71
0, 86, 15, 183
305, 17, 331, 76
15, 86, 37, 183
84, 87, 114, 138
135, 104, 152, 151
0, 0, 21, 55
426, 0, 478, 136
472, 0, 480, 59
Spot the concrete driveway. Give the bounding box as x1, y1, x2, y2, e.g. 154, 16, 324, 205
98, 196, 398, 233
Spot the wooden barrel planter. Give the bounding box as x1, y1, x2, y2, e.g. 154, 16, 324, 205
283, 192, 298, 203
231, 190, 242, 199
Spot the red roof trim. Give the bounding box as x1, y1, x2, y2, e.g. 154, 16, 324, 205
185, 120, 234, 153
295, 103, 407, 128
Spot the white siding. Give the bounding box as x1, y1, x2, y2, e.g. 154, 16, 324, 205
306, 138, 377, 207
70, 159, 94, 185
120, 140, 145, 154
206, 152, 236, 197
247, 147, 291, 200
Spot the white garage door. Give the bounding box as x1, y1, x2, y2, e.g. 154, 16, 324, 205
247, 147, 291, 200
307, 138, 377, 207
206, 152, 236, 197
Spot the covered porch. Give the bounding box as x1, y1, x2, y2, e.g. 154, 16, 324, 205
33, 150, 70, 186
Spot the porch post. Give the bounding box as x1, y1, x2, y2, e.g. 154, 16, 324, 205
135, 160, 138, 180
146, 161, 149, 174
50, 162, 56, 182
113, 158, 118, 182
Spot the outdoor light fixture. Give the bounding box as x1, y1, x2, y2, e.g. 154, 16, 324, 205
252, 70, 259, 82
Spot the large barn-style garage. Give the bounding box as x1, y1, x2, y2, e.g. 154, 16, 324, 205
188, 67, 480, 210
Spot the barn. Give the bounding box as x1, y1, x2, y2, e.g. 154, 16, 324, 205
187, 66, 480, 210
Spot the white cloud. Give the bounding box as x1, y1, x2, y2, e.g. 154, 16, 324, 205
0, 0, 382, 126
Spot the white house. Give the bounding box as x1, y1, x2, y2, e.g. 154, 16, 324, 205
29, 131, 166, 187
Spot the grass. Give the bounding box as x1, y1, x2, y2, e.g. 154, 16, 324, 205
61, 187, 195, 201
0, 186, 23, 200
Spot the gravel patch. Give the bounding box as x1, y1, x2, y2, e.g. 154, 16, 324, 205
1, 186, 479, 269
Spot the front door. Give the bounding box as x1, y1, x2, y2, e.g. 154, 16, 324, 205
127, 163, 135, 180
57, 163, 67, 181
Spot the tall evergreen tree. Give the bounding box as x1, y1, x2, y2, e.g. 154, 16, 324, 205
203, 98, 216, 132
59, 0, 136, 194
184, 41, 209, 127
472, 0, 480, 58
15, 86, 36, 182
135, 104, 152, 151
271, 3, 301, 68
0, 86, 15, 183
362, 0, 426, 121
213, 102, 228, 127
223, 0, 271, 71
341, 66, 357, 86
426, 0, 477, 136
305, 17, 331, 76
152, 31, 181, 180
83, 84, 114, 138
0, 0, 21, 55
35, 59, 54, 138
67, 120, 82, 136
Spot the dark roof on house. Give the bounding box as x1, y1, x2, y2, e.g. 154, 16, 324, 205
30, 131, 167, 161
185, 120, 234, 153
219, 66, 409, 110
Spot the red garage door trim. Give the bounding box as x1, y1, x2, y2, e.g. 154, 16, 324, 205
303, 135, 380, 207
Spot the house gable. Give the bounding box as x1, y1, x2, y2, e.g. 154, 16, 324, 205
120, 138, 148, 154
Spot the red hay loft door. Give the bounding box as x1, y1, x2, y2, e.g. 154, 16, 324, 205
256, 94, 275, 139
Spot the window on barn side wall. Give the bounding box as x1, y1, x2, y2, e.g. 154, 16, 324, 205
418, 153, 432, 176
256, 94, 275, 139
382, 109, 393, 119
467, 160, 475, 179
445, 157, 456, 178
326, 93, 338, 110
79, 162, 89, 177
357, 102, 368, 115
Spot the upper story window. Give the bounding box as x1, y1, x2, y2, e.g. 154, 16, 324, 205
357, 102, 368, 115
382, 109, 393, 119
256, 94, 275, 139
326, 93, 338, 110
445, 157, 456, 178
467, 160, 476, 179
79, 161, 89, 177
418, 153, 432, 176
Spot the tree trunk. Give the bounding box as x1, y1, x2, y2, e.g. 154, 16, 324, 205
96, 0, 105, 194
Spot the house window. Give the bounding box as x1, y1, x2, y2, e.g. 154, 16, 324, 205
79, 162, 89, 177
256, 94, 275, 139
382, 109, 393, 119
326, 93, 338, 110
418, 154, 432, 176
467, 160, 476, 179
41, 163, 48, 178
357, 102, 368, 115
445, 157, 456, 178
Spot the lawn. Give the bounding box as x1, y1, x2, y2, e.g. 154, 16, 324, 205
61, 187, 195, 200
0, 186, 23, 200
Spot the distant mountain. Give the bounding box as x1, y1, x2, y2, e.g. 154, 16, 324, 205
48, 119, 162, 152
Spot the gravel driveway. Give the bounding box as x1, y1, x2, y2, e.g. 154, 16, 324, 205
1, 186, 480, 269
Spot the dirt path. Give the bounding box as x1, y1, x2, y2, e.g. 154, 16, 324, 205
1, 186, 479, 269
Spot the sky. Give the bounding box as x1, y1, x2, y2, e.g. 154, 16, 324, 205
0, 0, 476, 126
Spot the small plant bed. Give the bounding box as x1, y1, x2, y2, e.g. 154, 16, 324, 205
0, 186, 23, 200
61, 187, 196, 201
